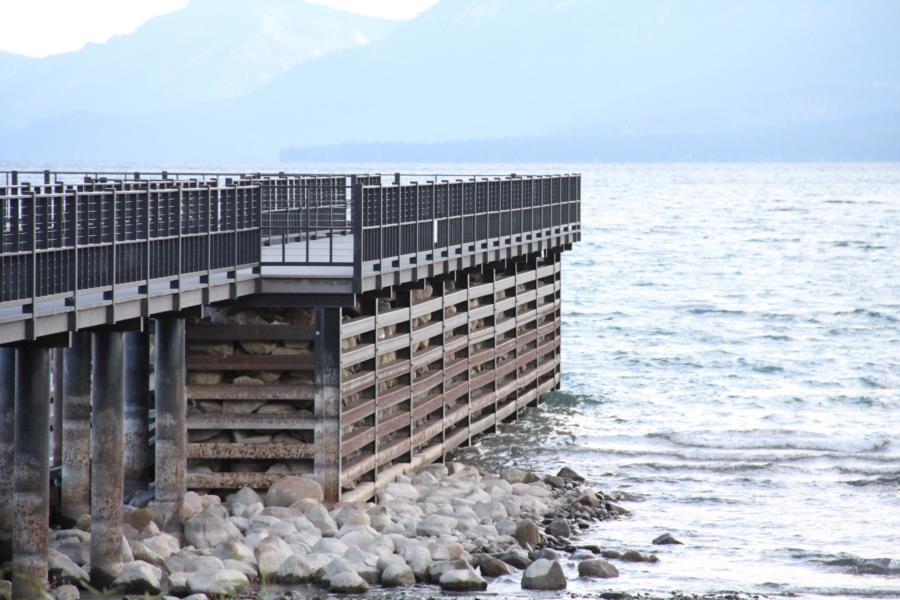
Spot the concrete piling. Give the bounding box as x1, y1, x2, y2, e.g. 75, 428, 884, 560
89, 330, 125, 587
124, 330, 151, 499
12, 347, 51, 599
0, 347, 15, 564
52, 349, 64, 468
154, 315, 185, 535
61, 331, 91, 523
314, 307, 341, 503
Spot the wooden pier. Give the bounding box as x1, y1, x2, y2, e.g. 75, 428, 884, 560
0, 170, 580, 597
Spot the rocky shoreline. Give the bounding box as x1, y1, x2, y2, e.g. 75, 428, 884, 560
12, 461, 655, 599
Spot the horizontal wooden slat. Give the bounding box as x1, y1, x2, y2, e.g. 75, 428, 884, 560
187, 414, 316, 430
342, 371, 375, 395
342, 427, 375, 455
342, 316, 375, 337
187, 472, 293, 489
187, 354, 314, 370
343, 399, 375, 427
379, 412, 409, 438
379, 385, 410, 410
411, 297, 442, 318
412, 394, 442, 421
188, 443, 314, 460
377, 436, 410, 466
444, 380, 468, 404
187, 384, 314, 401
187, 323, 315, 341
343, 343, 375, 367
341, 454, 375, 486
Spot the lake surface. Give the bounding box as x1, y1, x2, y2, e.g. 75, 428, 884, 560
446, 162, 900, 599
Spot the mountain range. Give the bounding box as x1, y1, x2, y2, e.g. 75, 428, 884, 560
1, 0, 899, 164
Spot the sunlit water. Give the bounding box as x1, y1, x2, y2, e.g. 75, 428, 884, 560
448, 162, 900, 599
31, 160, 899, 598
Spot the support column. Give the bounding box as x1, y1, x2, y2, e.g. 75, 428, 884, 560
124, 331, 150, 499
62, 331, 92, 522
314, 307, 341, 503
0, 347, 15, 564
154, 315, 185, 535
90, 330, 125, 587
12, 347, 51, 599
52, 349, 64, 468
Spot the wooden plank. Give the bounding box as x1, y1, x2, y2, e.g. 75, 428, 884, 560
188, 414, 317, 430
443, 380, 468, 404
412, 419, 443, 446
343, 398, 375, 427
342, 426, 375, 455
187, 323, 315, 341
187, 354, 315, 370
342, 343, 375, 367
340, 454, 375, 486
410, 297, 441, 318
342, 371, 374, 395
187, 384, 314, 401
377, 436, 410, 466
379, 385, 410, 410
341, 316, 374, 338
470, 412, 494, 436
378, 359, 410, 381
412, 370, 442, 395
187, 443, 314, 460
187, 472, 292, 489
378, 412, 409, 438
412, 394, 442, 421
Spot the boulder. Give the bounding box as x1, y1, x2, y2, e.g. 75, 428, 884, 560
275, 555, 316, 584
226, 487, 263, 511
533, 548, 560, 561
312, 538, 348, 555
266, 476, 323, 506
183, 506, 242, 549
501, 467, 529, 484
48, 549, 89, 585
427, 559, 470, 583
652, 533, 683, 545
381, 563, 416, 587
123, 507, 156, 532
328, 571, 369, 594
52, 584, 80, 600
416, 514, 456, 537
305, 504, 338, 536
186, 569, 249, 596
255, 537, 293, 579
576, 489, 601, 507
522, 558, 567, 590
578, 558, 619, 578
557, 466, 586, 481
499, 545, 532, 569
546, 517, 571, 539
439, 567, 488, 592
211, 541, 256, 565
478, 554, 515, 577
621, 549, 659, 563
404, 545, 432, 581
111, 560, 162, 595
514, 518, 541, 549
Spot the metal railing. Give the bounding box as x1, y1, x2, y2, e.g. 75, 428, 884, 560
1, 170, 580, 315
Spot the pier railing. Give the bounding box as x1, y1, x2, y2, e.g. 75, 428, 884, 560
1, 170, 580, 340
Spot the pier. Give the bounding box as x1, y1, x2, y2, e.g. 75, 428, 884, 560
0, 169, 580, 596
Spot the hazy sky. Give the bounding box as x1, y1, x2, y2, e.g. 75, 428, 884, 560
0, 0, 438, 57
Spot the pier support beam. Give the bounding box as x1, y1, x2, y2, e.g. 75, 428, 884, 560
314, 307, 341, 503
52, 349, 64, 468
90, 330, 125, 587
154, 315, 185, 535
0, 347, 15, 564
124, 331, 151, 499
62, 331, 91, 523
12, 347, 51, 599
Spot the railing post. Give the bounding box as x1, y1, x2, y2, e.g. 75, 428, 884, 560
351, 176, 362, 293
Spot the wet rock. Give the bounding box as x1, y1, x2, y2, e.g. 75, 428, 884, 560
111, 560, 162, 595
427, 559, 470, 583
329, 571, 369, 594
544, 475, 565, 488
514, 518, 541, 549
186, 569, 249, 596
499, 545, 532, 569
571, 548, 595, 560
578, 558, 620, 578
439, 567, 488, 592
521, 558, 567, 590
265, 475, 323, 506
557, 466, 585, 482
601, 549, 622, 559
652, 533, 683, 545
478, 554, 515, 577
576, 489, 601, 507
546, 517, 571, 538
533, 548, 560, 561
404, 545, 432, 581
501, 467, 529, 484
621, 549, 659, 563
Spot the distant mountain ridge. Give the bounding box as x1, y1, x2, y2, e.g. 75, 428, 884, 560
2, 0, 899, 163
0, 0, 395, 135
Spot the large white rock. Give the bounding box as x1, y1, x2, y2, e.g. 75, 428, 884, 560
265, 476, 323, 506
183, 506, 242, 549
439, 567, 488, 592
522, 558, 567, 590
275, 554, 316, 584
328, 570, 369, 593
255, 536, 293, 579
186, 569, 249, 596
111, 560, 162, 595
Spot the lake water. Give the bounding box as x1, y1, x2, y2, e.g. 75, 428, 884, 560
446, 162, 900, 599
